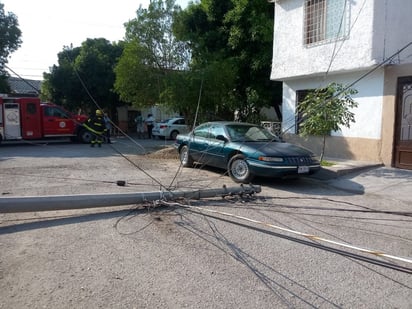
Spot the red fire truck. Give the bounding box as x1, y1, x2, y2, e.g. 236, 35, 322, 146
0, 95, 90, 144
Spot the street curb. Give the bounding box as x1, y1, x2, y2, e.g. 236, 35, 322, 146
311, 163, 384, 181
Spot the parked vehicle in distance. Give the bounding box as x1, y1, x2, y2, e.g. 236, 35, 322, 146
174, 121, 320, 183
0, 95, 89, 144
152, 117, 190, 140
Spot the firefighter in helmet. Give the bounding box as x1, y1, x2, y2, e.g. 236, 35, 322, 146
83, 109, 106, 147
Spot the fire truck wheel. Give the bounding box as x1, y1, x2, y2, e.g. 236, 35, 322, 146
79, 128, 93, 144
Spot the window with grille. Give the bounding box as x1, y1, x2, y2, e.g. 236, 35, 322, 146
304, 0, 348, 45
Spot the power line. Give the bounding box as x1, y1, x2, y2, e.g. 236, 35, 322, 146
4, 64, 41, 93
280, 40, 412, 136
324, 0, 367, 78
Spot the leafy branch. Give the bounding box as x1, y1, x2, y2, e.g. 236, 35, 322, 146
297, 82, 358, 161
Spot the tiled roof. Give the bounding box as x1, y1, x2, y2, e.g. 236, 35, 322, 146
8, 77, 42, 95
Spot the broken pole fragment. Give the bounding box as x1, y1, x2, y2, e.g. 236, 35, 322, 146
0, 185, 261, 213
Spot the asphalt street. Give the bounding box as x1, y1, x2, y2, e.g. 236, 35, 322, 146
1, 137, 411, 308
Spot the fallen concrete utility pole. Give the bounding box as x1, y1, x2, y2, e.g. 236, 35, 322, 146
0, 185, 261, 213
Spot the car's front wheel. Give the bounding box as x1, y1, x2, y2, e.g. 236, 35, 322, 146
179, 145, 194, 167
228, 154, 254, 183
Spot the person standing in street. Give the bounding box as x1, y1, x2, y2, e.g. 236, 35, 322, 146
103, 111, 112, 144
135, 113, 144, 139
83, 109, 106, 147
145, 114, 155, 139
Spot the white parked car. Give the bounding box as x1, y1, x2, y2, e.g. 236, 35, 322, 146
152, 117, 190, 140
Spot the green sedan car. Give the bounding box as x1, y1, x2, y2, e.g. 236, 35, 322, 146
174, 121, 321, 183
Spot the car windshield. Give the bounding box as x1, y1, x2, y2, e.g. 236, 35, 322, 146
226, 124, 278, 142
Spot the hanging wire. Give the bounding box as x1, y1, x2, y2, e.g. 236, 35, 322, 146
62, 46, 182, 193
4, 64, 41, 94
280, 40, 412, 136
162, 200, 412, 273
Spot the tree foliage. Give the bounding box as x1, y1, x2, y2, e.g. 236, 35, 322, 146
161, 58, 238, 123
42, 0, 282, 126
115, 0, 195, 119
115, 0, 281, 124
297, 82, 358, 161
173, 0, 282, 123
0, 3, 22, 92
42, 38, 124, 115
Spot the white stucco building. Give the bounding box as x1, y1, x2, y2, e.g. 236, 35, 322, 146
270, 0, 412, 169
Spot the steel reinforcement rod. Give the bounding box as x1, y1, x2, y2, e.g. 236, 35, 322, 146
0, 185, 261, 213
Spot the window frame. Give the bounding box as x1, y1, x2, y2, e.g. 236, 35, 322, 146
303, 0, 349, 46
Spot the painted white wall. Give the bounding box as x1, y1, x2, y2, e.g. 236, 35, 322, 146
271, 0, 412, 81
271, 0, 377, 80
282, 69, 384, 139
373, 0, 412, 64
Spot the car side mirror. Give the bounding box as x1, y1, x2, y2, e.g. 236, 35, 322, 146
216, 135, 228, 142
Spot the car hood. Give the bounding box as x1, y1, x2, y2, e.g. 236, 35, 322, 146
233, 141, 314, 157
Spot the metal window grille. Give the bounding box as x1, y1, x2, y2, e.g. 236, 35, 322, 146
304, 0, 326, 45
304, 0, 347, 45
261, 121, 282, 136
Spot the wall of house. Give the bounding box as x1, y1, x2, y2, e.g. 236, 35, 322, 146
281, 69, 386, 162
284, 134, 383, 162
271, 0, 377, 80
116, 105, 182, 133
270, 0, 412, 163
282, 69, 384, 137
372, 0, 412, 65
283, 63, 412, 164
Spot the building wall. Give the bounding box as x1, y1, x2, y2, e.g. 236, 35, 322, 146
116, 105, 182, 133
372, 0, 412, 64
281, 70, 385, 162
284, 134, 382, 162
282, 69, 385, 139
271, 0, 377, 80
270, 0, 412, 164
282, 64, 412, 164
270, 0, 412, 79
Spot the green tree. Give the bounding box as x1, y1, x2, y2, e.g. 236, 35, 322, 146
41, 47, 83, 109
160, 58, 237, 123
173, 0, 282, 123
297, 83, 358, 161
0, 3, 22, 92
42, 39, 124, 115
114, 0, 193, 118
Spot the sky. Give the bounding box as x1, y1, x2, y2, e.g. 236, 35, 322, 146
3, 0, 190, 80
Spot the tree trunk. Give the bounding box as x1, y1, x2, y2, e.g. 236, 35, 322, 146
320, 134, 326, 162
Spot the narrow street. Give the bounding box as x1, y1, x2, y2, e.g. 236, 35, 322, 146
1, 139, 411, 308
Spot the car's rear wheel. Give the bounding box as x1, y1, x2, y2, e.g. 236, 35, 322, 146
180, 145, 193, 167
228, 154, 254, 183
170, 130, 179, 140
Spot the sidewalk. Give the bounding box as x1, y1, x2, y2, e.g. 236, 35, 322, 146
309, 158, 412, 200
312, 158, 384, 180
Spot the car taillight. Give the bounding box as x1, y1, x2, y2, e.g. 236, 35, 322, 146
160, 125, 168, 129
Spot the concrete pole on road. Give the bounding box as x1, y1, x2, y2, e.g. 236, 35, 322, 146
0, 185, 261, 213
